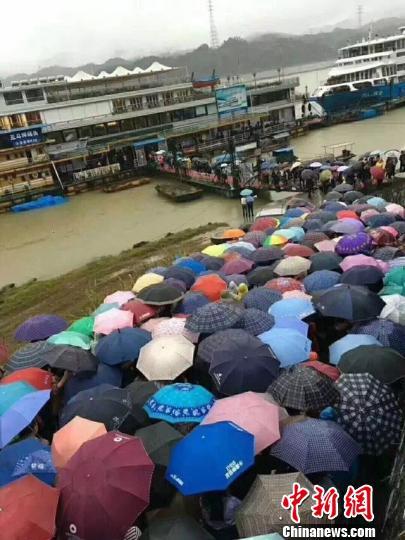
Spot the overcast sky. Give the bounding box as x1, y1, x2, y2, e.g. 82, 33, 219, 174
1, 0, 404, 74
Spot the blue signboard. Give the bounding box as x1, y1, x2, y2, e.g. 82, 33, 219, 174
215, 85, 248, 118
7, 128, 43, 148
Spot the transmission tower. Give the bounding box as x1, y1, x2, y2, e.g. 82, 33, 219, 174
208, 0, 219, 49
357, 5, 363, 28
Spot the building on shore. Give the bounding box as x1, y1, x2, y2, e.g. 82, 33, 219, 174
0, 63, 299, 196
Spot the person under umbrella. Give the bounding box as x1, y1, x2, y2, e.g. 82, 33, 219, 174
270, 418, 361, 474
268, 365, 339, 413
335, 373, 403, 455
57, 432, 155, 540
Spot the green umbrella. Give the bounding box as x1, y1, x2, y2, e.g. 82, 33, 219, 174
47, 331, 92, 350
380, 267, 405, 296
320, 169, 332, 183
68, 317, 95, 337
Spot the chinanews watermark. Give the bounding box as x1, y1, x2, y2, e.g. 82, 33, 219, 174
279, 483, 376, 538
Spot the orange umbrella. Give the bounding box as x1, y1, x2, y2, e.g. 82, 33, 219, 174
337, 210, 359, 220
0, 368, 52, 391
0, 475, 59, 540
222, 228, 246, 240
191, 274, 227, 302
52, 416, 106, 469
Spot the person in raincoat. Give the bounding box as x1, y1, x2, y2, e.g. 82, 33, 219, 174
320, 169, 332, 194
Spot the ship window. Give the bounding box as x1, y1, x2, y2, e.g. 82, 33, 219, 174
25, 88, 44, 102
397, 51, 405, 57
397, 63, 405, 71
4, 91, 24, 105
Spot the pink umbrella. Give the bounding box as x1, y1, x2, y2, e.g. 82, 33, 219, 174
94, 308, 133, 335
360, 209, 379, 223
282, 290, 312, 300
140, 317, 170, 332
380, 226, 399, 238
152, 317, 199, 344
385, 203, 404, 218
104, 291, 135, 306
201, 391, 280, 453
340, 255, 389, 273
221, 257, 254, 275
314, 239, 338, 253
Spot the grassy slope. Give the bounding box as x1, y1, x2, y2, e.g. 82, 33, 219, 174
0, 223, 225, 351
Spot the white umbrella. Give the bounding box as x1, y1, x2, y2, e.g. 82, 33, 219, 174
310, 162, 322, 168
384, 149, 400, 159
337, 165, 349, 173
370, 149, 384, 157
291, 161, 302, 170
137, 335, 195, 380
380, 295, 405, 325
273, 256, 311, 277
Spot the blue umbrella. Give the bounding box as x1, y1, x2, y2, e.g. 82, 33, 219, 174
174, 292, 210, 315
329, 334, 383, 365
166, 422, 255, 495
243, 288, 282, 312
270, 419, 361, 474
367, 196, 387, 210
303, 270, 341, 294
258, 328, 312, 368
144, 383, 215, 424
0, 439, 56, 487
148, 266, 168, 277
63, 363, 123, 403
352, 319, 405, 355
285, 208, 306, 218
92, 302, 120, 316
0, 389, 50, 448
241, 189, 253, 196
175, 259, 206, 276
165, 267, 195, 289
0, 382, 36, 416
274, 317, 309, 336
269, 298, 315, 320
95, 327, 151, 366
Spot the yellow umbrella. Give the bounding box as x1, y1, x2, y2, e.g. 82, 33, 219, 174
132, 272, 164, 293
202, 244, 229, 257
264, 235, 288, 247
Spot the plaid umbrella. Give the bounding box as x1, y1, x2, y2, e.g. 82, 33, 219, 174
185, 303, 242, 334
273, 257, 311, 277
335, 373, 403, 455
244, 288, 282, 312
338, 345, 405, 384
247, 267, 276, 287
282, 244, 314, 258
352, 319, 405, 355
314, 284, 386, 322
236, 473, 327, 537
270, 419, 361, 473
241, 309, 275, 335
249, 247, 284, 265
137, 335, 195, 381
303, 270, 341, 293
174, 292, 210, 315
310, 252, 342, 272
14, 315, 68, 342
6, 342, 55, 372
302, 231, 329, 248
268, 365, 339, 411
336, 232, 373, 256
221, 258, 255, 276
265, 278, 305, 294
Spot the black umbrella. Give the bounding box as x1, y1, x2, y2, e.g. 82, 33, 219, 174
301, 169, 315, 182
126, 380, 161, 406
374, 247, 401, 261
199, 256, 224, 271
287, 197, 313, 209
334, 183, 353, 193
314, 284, 386, 322
324, 191, 343, 201
247, 266, 275, 287
268, 365, 340, 411
137, 283, 184, 306
60, 385, 148, 433
248, 247, 284, 266
338, 345, 405, 383
205, 329, 280, 395
340, 265, 384, 292
391, 221, 405, 235
41, 345, 98, 374
342, 190, 363, 204
165, 267, 195, 289
142, 516, 214, 540
310, 253, 342, 272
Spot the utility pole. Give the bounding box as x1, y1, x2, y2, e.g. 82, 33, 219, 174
357, 5, 363, 28
208, 0, 219, 49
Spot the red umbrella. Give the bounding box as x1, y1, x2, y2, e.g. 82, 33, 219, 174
282, 244, 315, 258
221, 257, 254, 275
57, 432, 154, 540
0, 368, 52, 390
121, 300, 157, 326
370, 166, 385, 182
265, 278, 305, 294
337, 210, 359, 221
250, 217, 279, 232
0, 475, 59, 540
191, 274, 227, 302
302, 360, 340, 381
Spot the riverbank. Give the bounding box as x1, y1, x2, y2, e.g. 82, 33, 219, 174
0, 223, 224, 351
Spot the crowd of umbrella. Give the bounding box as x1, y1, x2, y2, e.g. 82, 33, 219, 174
0, 189, 405, 540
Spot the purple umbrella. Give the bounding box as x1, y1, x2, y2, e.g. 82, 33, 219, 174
221, 258, 254, 276
14, 315, 68, 342
329, 220, 365, 235
336, 232, 373, 256
270, 419, 361, 474
244, 231, 266, 247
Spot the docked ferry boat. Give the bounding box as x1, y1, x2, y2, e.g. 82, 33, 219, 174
311, 26, 405, 115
